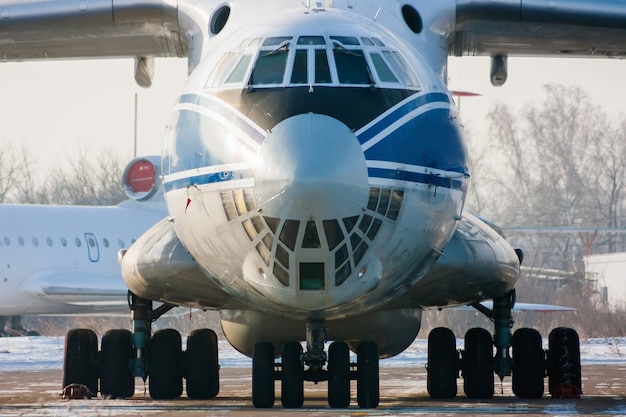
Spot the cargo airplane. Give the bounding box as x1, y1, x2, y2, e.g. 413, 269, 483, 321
0, 157, 165, 335
0, 0, 617, 408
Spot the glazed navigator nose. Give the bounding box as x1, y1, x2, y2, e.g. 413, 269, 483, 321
253, 113, 369, 218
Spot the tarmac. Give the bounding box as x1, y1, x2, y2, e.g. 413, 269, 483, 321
1, 365, 625, 416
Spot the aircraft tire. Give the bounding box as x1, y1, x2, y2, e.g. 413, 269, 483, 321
356, 341, 379, 408
281, 341, 304, 408
512, 328, 545, 398
427, 327, 458, 398
100, 329, 135, 398
252, 341, 275, 408
185, 328, 219, 399
328, 341, 351, 408
63, 328, 98, 396
463, 327, 494, 399
548, 327, 582, 398
148, 329, 183, 400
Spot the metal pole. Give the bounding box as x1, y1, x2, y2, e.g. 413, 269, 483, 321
133, 92, 138, 158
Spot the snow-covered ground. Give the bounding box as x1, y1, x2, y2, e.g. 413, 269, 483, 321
0, 336, 624, 372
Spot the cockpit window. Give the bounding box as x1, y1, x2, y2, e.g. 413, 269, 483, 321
315, 50, 332, 84
205, 34, 419, 90
251, 49, 288, 84
239, 37, 261, 47
333, 47, 372, 85
330, 36, 360, 46
298, 36, 325, 45
263, 36, 293, 46
370, 52, 398, 83
382, 50, 419, 88
205, 52, 235, 88
291, 49, 308, 84
225, 54, 253, 84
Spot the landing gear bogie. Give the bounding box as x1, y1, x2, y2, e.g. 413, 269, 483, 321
100, 329, 134, 399
252, 341, 276, 408
463, 327, 494, 399
148, 328, 184, 400
328, 341, 351, 408
426, 287, 581, 402
63, 328, 99, 396
512, 328, 545, 398
548, 327, 582, 398
356, 341, 380, 409
426, 327, 458, 398
185, 328, 220, 399
281, 341, 304, 408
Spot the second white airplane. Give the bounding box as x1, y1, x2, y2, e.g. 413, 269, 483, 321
0, 156, 165, 334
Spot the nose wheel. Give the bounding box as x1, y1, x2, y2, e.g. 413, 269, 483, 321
251, 321, 380, 409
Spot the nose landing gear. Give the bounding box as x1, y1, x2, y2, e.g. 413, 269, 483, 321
251, 320, 380, 409
426, 289, 582, 400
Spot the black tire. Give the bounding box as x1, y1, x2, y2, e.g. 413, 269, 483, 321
252, 341, 275, 408
328, 341, 351, 408
547, 327, 582, 398
463, 327, 494, 399
427, 327, 458, 398
512, 328, 545, 398
186, 328, 219, 399
100, 329, 135, 398
63, 328, 98, 396
281, 342, 304, 408
148, 328, 183, 399
356, 341, 379, 409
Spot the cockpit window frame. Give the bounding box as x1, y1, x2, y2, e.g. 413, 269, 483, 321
204, 34, 421, 91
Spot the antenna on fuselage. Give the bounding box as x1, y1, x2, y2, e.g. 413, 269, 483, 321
374, 7, 381, 21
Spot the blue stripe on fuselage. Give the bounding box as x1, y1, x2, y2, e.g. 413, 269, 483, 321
368, 168, 465, 190
356, 92, 450, 144
363, 107, 468, 175
163, 169, 255, 192
177, 94, 266, 145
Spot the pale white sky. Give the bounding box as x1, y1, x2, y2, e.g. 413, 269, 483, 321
0, 56, 625, 171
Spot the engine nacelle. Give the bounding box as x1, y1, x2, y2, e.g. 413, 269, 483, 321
122, 156, 161, 201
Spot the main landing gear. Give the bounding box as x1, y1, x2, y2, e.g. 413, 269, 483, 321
426, 289, 582, 400
62, 292, 220, 400
252, 321, 380, 409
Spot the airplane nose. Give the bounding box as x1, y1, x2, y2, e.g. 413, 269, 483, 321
254, 113, 369, 218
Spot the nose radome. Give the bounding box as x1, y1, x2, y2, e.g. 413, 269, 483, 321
254, 113, 369, 219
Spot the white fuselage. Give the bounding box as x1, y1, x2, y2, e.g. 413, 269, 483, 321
161, 7, 468, 320
0, 201, 165, 315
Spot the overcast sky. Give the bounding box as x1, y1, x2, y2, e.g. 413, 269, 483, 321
0, 56, 625, 171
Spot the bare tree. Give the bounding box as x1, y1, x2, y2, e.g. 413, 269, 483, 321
36, 147, 128, 206
0, 142, 30, 203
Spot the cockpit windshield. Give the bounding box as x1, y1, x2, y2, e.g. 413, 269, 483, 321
205, 34, 420, 90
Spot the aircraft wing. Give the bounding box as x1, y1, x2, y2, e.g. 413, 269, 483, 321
452, 0, 626, 57
0, 0, 186, 61
20, 271, 128, 305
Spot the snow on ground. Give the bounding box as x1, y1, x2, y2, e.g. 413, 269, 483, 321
0, 336, 624, 372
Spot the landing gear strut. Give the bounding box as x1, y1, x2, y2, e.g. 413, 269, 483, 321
251, 320, 380, 409
426, 289, 582, 400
